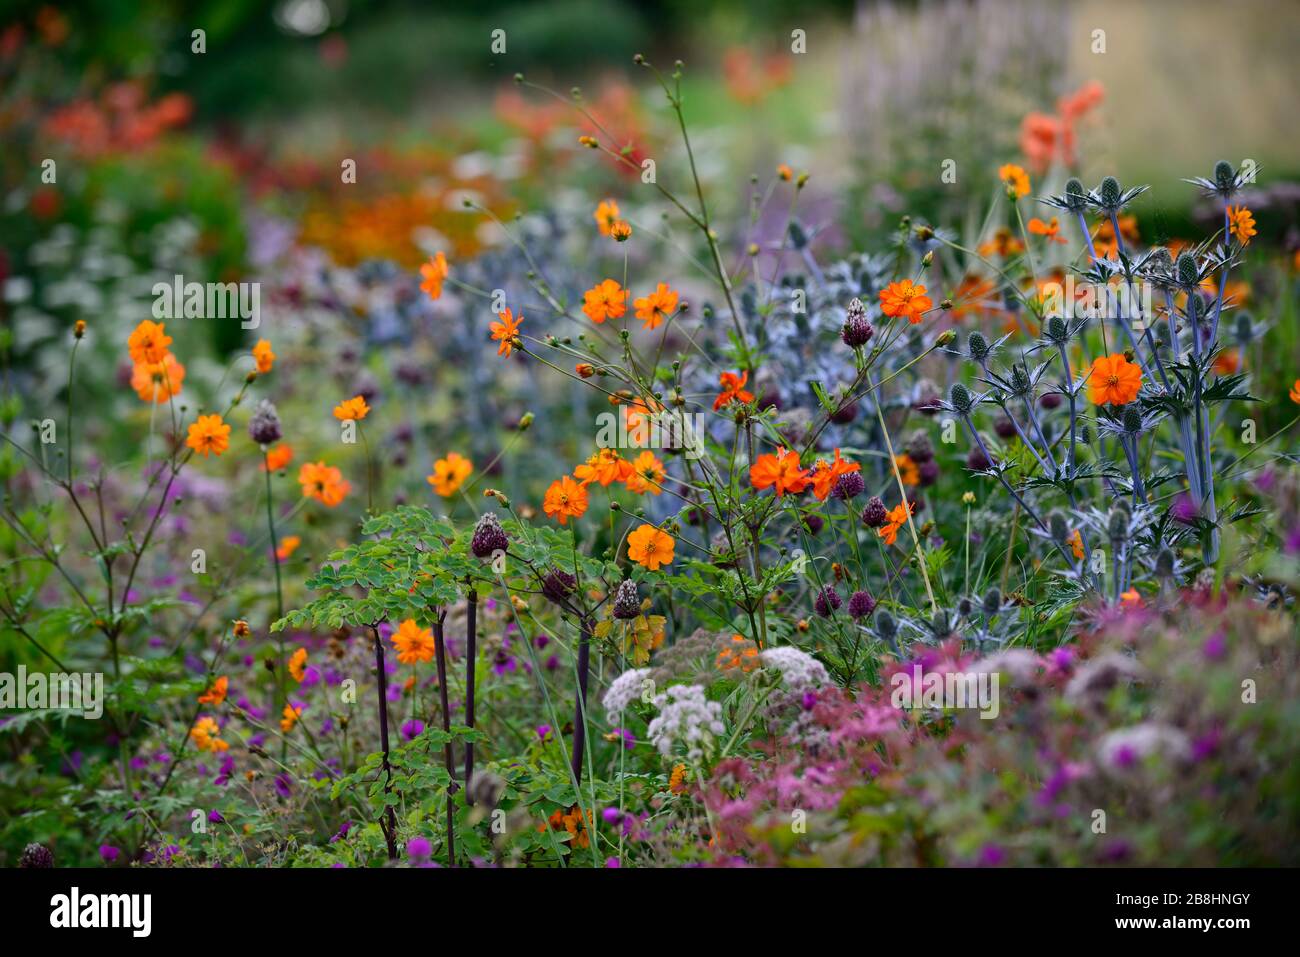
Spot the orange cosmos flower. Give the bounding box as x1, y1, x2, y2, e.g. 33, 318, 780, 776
263, 443, 293, 471
810, 448, 861, 500
1068, 529, 1085, 561
197, 676, 228, 706
1290, 379, 1300, 404
878, 501, 913, 546
131, 353, 185, 403
127, 320, 173, 364
575, 362, 596, 378
391, 619, 436, 665
420, 251, 449, 300
233, 620, 251, 638
777, 164, 793, 182
713, 370, 754, 411
582, 279, 627, 324
574, 448, 633, 487
428, 452, 473, 497
625, 450, 666, 495
950, 274, 998, 321
489, 307, 523, 357
280, 704, 303, 733
998, 163, 1031, 199
879, 279, 933, 323
288, 647, 308, 683
1027, 216, 1067, 244
978, 227, 1025, 258
543, 475, 589, 525
1087, 353, 1142, 406
252, 338, 275, 373
633, 283, 678, 330
627, 523, 675, 571
750, 446, 810, 497
186, 413, 230, 457
594, 199, 620, 236
893, 453, 920, 487
276, 535, 301, 561
610, 220, 633, 242
299, 461, 351, 507
1226, 205, 1256, 245
190, 716, 229, 752
1214, 349, 1241, 375
1120, 588, 1143, 609
333, 395, 370, 421
1092, 215, 1139, 259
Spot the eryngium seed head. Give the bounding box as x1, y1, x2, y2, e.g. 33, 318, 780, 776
918, 458, 939, 486
541, 568, 576, 605
470, 512, 509, 558
1186, 293, 1204, 323
861, 496, 888, 528
19, 842, 53, 868
876, 609, 897, 638
1148, 246, 1174, 276
1108, 507, 1129, 541
613, 580, 640, 619
832, 471, 865, 501
1047, 315, 1068, 342
958, 597, 973, 617
967, 331, 990, 362
1009, 364, 1030, 395
814, 585, 841, 618
982, 587, 1002, 615
1064, 177, 1087, 210
1213, 160, 1236, 192
1155, 548, 1175, 578
788, 220, 808, 250
1099, 175, 1121, 208
848, 589, 876, 619
949, 383, 974, 415
1122, 406, 1143, 433
248, 399, 283, 446
931, 612, 949, 636
1176, 251, 1199, 287
1049, 511, 1069, 543
1235, 313, 1253, 342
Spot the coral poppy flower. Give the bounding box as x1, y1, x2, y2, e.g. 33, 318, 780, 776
299, 461, 351, 507
288, 647, 308, 683
1027, 217, 1067, 244
127, 320, 172, 365
1087, 353, 1142, 406
252, 338, 275, 373
280, 704, 303, 733
186, 413, 230, 457
391, 619, 435, 665
810, 448, 861, 500
131, 354, 185, 403
574, 448, 633, 487
333, 395, 370, 421
420, 251, 449, 300
998, 163, 1031, 199
263, 443, 293, 471
489, 307, 523, 357
543, 475, 589, 525
276, 535, 301, 561
893, 453, 920, 487
750, 446, 810, 496
878, 501, 913, 546
713, 370, 754, 411
197, 676, 228, 706
594, 199, 620, 236
627, 523, 675, 571
190, 716, 229, 752
1226, 205, 1256, 245
633, 283, 678, 329
582, 279, 627, 323
427, 452, 473, 497
879, 280, 933, 323
625, 450, 666, 495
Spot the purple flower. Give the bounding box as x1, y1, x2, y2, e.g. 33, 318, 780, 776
407, 836, 433, 861
977, 843, 1005, 867
814, 585, 841, 618
99, 845, 120, 864
274, 774, 292, 799
400, 719, 425, 742
536, 724, 552, 741
1202, 631, 1227, 661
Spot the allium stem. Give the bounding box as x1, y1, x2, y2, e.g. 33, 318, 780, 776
370, 626, 399, 860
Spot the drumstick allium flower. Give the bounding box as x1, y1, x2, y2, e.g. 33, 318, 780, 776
427, 452, 473, 497
1087, 353, 1142, 406
633, 283, 678, 330
333, 395, 370, 421
419, 251, 449, 300
252, 338, 275, 373
489, 307, 523, 357
186, 413, 231, 457
582, 279, 627, 323
127, 319, 172, 364
627, 524, 675, 571
543, 475, 588, 525
750, 447, 810, 496
391, 619, 435, 665
879, 279, 932, 323
713, 370, 754, 410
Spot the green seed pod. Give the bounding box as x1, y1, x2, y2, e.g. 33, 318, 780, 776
982, 587, 1002, 616
1213, 160, 1236, 192
1176, 252, 1199, 287
949, 382, 974, 415
1099, 175, 1121, 208
1064, 177, 1087, 211
967, 331, 990, 363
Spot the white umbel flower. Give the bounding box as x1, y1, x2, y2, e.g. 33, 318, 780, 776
602, 667, 652, 717
646, 684, 725, 761
759, 646, 828, 691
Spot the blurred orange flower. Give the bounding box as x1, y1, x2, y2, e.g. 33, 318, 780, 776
713, 370, 754, 411
288, 647, 308, 683
131, 354, 185, 403
633, 283, 678, 330
186, 413, 230, 457
197, 676, 228, 706
594, 199, 620, 236
253, 339, 275, 373
276, 535, 301, 561
333, 395, 370, 421
627, 524, 675, 571
299, 461, 351, 507
582, 279, 627, 323
428, 452, 473, 497
420, 251, 449, 300
391, 619, 436, 665
489, 307, 523, 357
999, 163, 1031, 199
263, 443, 293, 471
127, 320, 172, 365
750, 447, 810, 496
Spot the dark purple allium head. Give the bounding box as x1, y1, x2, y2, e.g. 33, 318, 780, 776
862, 496, 888, 528
848, 589, 877, 619
613, 580, 640, 619
541, 568, 576, 605
967, 446, 992, 471
1039, 391, 1063, 410
918, 458, 940, 487
906, 431, 934, 463
994, 415, 1017, 439
833, 471, 865, 501
19, 843, 53, 868
913, 379, 942, 415
802, 513, 824, 535
470, 512, 509, 558
840, 298, 875, 348
248, 399, 283, 446
814, 585, 841, 618
830, 400, 858, 424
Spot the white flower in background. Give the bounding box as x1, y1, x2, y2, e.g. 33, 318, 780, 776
646, 684, 725, 761
602, 667, 651, 717
760, 646, 829, 691
1097, 722, 1192, 771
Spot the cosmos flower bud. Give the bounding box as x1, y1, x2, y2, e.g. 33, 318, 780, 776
613, 580, 640, 619
949, 383, 974, 414
470, 512, 509, 558
1176, 251, 1199, 287
935, 330, 957, 349
848, 590, 876, 619
982, 587, 1002, 616
967, 331, 990, 363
